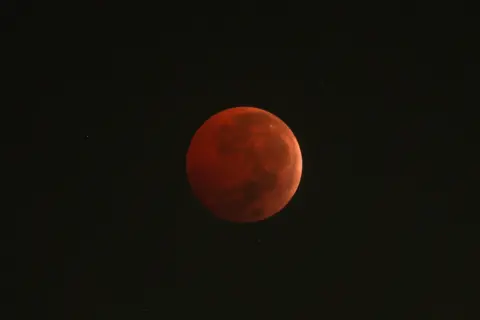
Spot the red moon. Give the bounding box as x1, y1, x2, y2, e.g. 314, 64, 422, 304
186, 106, 302, 223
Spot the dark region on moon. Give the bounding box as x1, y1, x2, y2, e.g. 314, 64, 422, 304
214, 168, 279, 220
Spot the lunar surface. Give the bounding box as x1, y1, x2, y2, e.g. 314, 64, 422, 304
186, 106, 302, 223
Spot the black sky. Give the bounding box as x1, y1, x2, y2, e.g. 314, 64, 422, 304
12, 3, 477, 318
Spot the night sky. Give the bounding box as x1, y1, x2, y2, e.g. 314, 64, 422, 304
14, 4, 476, 318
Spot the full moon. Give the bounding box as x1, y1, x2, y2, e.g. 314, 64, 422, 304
186, 106, 302, 223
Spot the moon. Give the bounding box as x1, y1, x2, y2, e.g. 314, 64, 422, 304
186, 106, 302, 223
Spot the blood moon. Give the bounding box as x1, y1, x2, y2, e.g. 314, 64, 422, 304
186, 106, 302, 223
